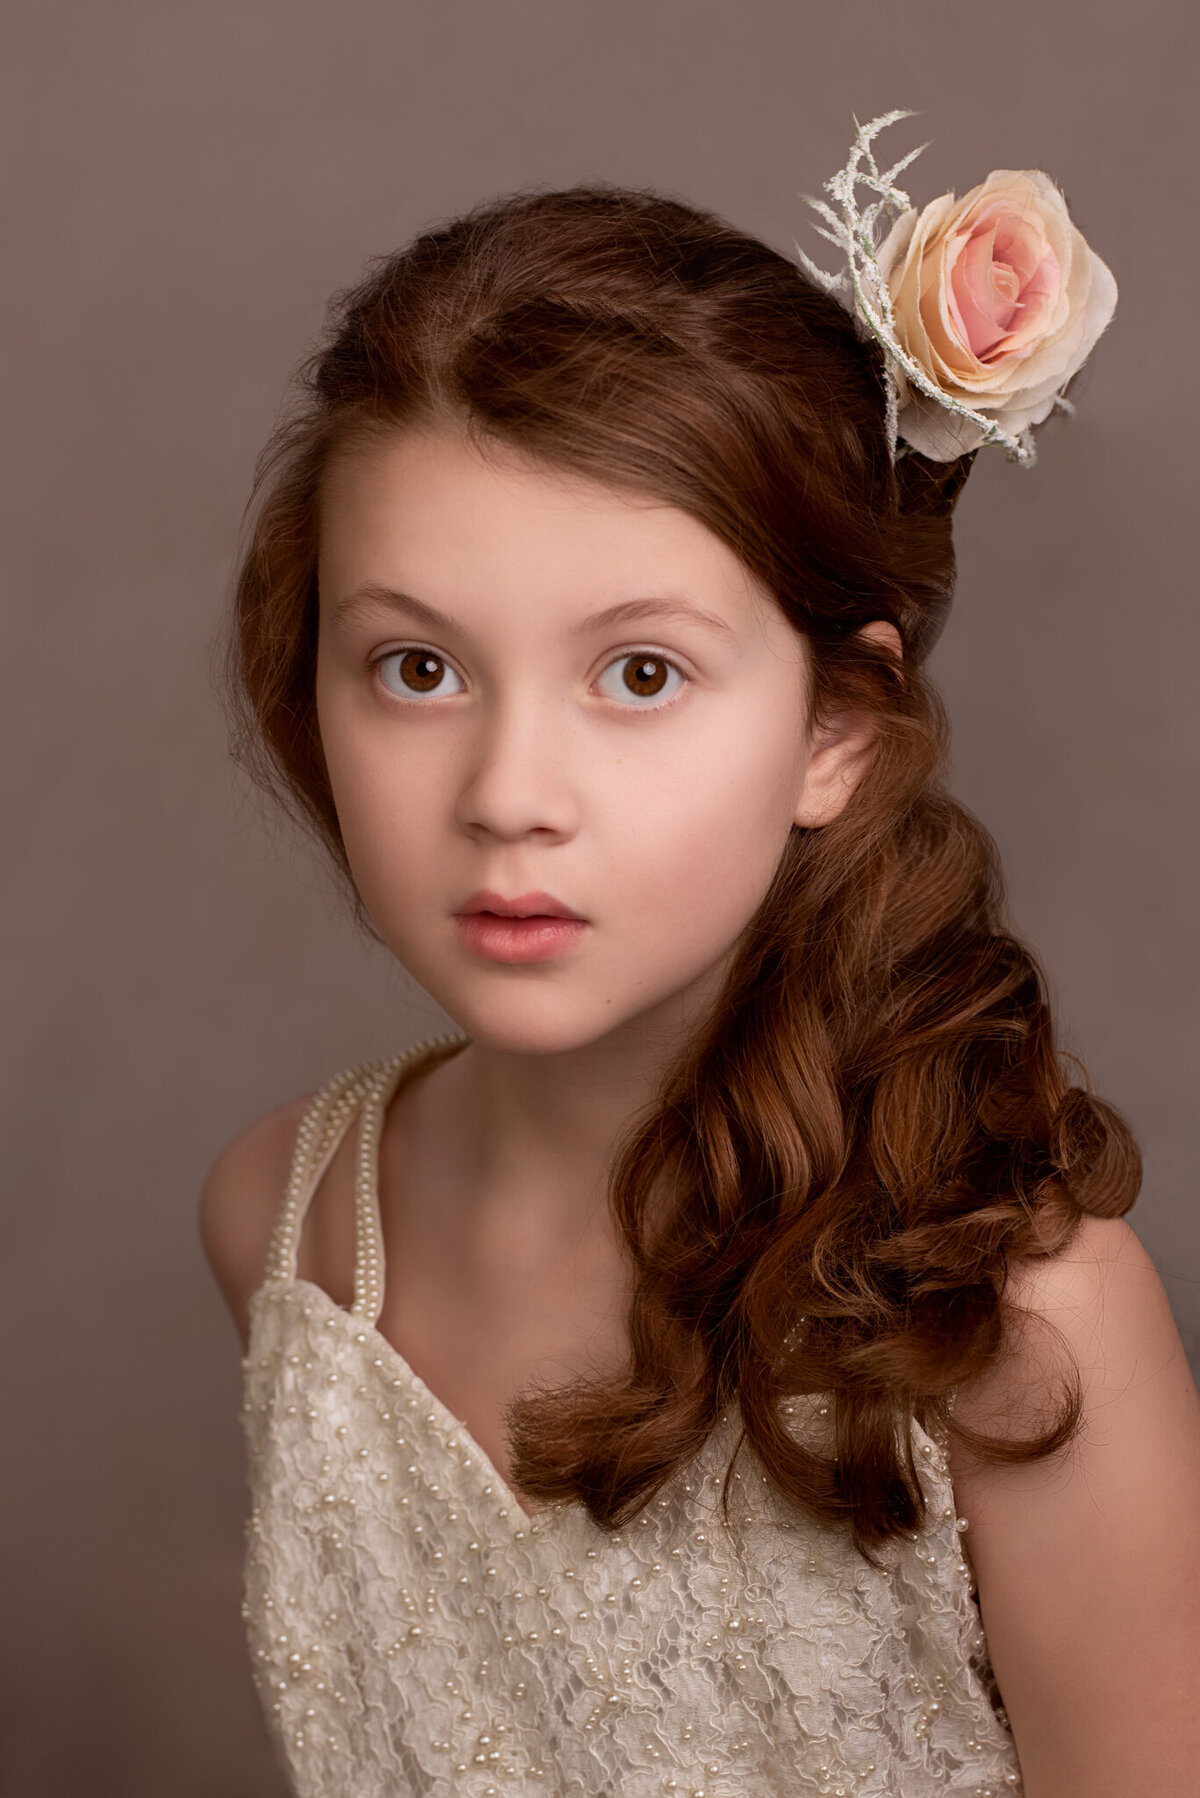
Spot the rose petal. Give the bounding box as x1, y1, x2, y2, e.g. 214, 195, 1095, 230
993, 390, 1061, 437
950, 217, 1014, 359
887, 190, 959, 366
990, 245, 1117, 430
987, 224, 1093, 398
895, 389, 989, 459
978, 213, 1062, 358
876, 207, 918, 286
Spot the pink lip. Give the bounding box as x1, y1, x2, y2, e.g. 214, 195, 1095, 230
458, 889, 586, 921
454, 891, 589, 964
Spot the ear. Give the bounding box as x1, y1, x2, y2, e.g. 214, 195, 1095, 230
792, 620, 902, 829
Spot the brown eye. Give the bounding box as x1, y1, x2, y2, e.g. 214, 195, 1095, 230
597, 652, 685, 708
399, 651, 444, 691
377, 649, 464, 700
625, 656, 668, 696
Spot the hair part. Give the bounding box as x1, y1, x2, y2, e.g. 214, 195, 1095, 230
229, 183, 1140, 1555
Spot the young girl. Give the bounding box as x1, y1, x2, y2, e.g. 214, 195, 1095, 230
201, 115, 1200, 1797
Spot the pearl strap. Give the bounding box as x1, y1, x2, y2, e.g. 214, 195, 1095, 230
263, 1031, 471, 1318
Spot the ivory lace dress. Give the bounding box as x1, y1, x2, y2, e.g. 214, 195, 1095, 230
241, 1033, 1023, 1798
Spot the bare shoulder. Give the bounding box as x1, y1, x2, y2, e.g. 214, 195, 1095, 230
949, 1213, 1200, 1794
1006, 1211, 1175, 1343
954, 1214, 1194, 1446
199, 1092, 314, 1351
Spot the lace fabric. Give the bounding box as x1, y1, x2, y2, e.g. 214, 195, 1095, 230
241, 1037, 1023, 1797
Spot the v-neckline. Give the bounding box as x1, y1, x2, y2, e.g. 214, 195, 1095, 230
266, 1275, 567, 1533
261, 1033, 590, 1536
353, 1035, 565, 1529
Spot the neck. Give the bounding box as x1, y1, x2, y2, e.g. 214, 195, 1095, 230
420, 976, 723, 1248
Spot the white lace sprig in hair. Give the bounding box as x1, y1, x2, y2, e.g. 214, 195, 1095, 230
796, 110, 1119, 469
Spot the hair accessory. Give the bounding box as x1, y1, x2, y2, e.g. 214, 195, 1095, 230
796, 109, 1119, 467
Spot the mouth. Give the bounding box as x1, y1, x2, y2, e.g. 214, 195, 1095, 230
454, 891, 589, 964
457, 889, 587, 922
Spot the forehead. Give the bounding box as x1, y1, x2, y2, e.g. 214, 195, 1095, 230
317, 425, 776, 628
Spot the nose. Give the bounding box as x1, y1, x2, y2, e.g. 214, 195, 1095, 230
454, 691, 581, 843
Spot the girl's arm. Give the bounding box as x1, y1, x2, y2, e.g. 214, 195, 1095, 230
949, 1214, 1200, 1797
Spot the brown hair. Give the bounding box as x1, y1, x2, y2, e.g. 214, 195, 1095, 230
230, 185, 1140, 1553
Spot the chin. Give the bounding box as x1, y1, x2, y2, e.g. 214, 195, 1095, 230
439, 997, 623, 1058
419, 974, 678, 1061
389, 929, 727, 1061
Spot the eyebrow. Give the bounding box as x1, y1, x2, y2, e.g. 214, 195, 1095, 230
331, 584, 737, 641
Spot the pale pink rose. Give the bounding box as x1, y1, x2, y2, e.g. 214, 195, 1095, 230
875, 169, 1118, 460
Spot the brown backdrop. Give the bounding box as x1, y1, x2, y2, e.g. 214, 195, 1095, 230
3, 2, 1197, 1791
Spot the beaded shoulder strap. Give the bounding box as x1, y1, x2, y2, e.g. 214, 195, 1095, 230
261, 1032, 470, 1323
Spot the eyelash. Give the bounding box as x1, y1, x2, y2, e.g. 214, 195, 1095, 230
370, 645, 691, 711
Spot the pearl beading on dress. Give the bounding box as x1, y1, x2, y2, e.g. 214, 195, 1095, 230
242, 1036, 1024, 1798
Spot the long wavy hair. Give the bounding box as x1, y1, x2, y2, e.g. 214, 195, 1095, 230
229, 185, 1140, 1554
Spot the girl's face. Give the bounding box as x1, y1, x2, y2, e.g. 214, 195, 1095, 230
316, 426, 873, 1058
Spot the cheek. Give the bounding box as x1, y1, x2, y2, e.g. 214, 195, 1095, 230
609, 724, 804, 951
316, 695, 441, 904
333, 764, 443, 907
